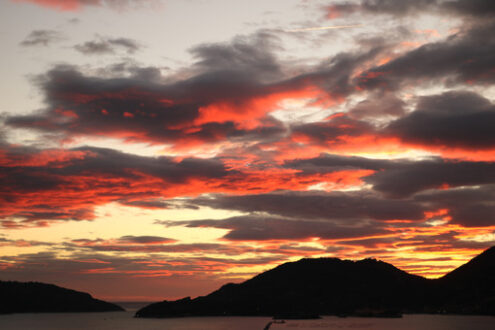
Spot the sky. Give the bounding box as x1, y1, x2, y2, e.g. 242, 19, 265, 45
1, 0, 495, 302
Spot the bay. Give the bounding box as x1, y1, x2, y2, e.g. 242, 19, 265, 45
0, 312, 494, 330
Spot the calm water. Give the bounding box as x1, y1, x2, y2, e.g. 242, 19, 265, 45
0, 312, 493, 330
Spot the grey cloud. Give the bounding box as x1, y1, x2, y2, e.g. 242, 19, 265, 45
7, 34, 288, 145
161, 214, 388, 241
0, 145, 231, 191
68, 147, 231, 183
119, 199, 171, 209
386, 90, 495, 149
0, 145, 231, 225
288, 153, 495, 198
190, 31, 283, 82
117, 235, 176, 244
189, 190, 425, 222
357, 21, 495, 89
328, 0, 495, 18
349, 92, 405, 119
6, 32, 385, 147
71, 242, 249, 255
290, 114, 376, 145
20, 30, 63, 47
366, 159, 495, 198
440, 0, 495, 18
326, 0, 435, 19
284, 153, 393, 173
415, 185, 495, 227
74, 37, 140, 55
284, 153, 495, 227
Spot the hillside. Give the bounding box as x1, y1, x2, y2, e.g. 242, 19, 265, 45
0, 281, 124, 314
136, 247, 495, 318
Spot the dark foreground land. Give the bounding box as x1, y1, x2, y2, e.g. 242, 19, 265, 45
136, 246, 495, 318
0, 281, 124, 314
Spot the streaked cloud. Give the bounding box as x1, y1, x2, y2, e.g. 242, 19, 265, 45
74, 37, 140, 55
20, 29, 63, 47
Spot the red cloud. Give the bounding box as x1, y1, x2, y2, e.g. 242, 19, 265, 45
13, 0, 155, 11
193, 86, 326, 129
0, 143, 375, 228
13, 0, 100, 11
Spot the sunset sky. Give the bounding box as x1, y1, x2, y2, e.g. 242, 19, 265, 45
1, 0, 495, 302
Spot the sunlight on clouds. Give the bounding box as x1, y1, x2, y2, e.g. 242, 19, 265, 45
6, 203, 241, 244
306, 181, 370, 192
350, 149, 437, 160
271, 98, 337, 124
66, 137, 168, 157
0, 245, 47, 257
460, 233, 495, 243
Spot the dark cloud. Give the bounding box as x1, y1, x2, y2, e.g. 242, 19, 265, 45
68, 235, 326, 258
334, 231, 461, 249
64, 146, 231, 183
161, 214, 388, 241
283, 154, 495, 227
327, 0, 495, 19
0, 145, 231, 225
6, 38, 284, 146
349, 92, 405, 119
0, 237, 54, 247
0, 145, 230, 189
20, 30, 63, 47
116, 235, 175, 244
6, 33, 387, 148
189, 190, 425, 222
284, 153, 392, 173
290, 114, 376, 146
70, 241, 250, 254
285, 153, 495, 198
327, 0, 435, 18
74, 37, 140, 55
190, 31, 282, 82
357, 21, 495, 89
386, 91, 495, 150
367, 159, 495, 198
283, 89, 495, 158
416, 185, 495, 227
119, 199, 171, 209
440, 0, 495, 18
291, 44, 387, 98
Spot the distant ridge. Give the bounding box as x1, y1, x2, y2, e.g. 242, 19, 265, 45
136, 247, 495, 318
0, 281, 124, 314
435, 246, 495, 315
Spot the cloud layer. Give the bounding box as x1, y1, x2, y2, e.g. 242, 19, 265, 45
3, 0, 495, 300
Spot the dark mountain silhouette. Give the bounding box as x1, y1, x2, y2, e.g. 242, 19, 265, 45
135, 246, 495, 318
434, 246, 495, 315
0, 281, 124, 314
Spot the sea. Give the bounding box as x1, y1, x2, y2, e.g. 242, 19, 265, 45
0, 312, 494, 330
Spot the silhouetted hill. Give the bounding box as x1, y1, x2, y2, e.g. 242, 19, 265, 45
0, 281, 124, 314
135, 247, 495, 318
135, 257, 430, 318
436, 246, 495, 315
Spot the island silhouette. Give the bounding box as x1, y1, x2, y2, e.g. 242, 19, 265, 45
135, 246, 495, 318
0, 281, 124, 314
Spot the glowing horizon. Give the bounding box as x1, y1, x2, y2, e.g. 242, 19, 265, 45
1, 0, 495, 301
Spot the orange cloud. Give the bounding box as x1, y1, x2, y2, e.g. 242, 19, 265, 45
13, 0, 99, 11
